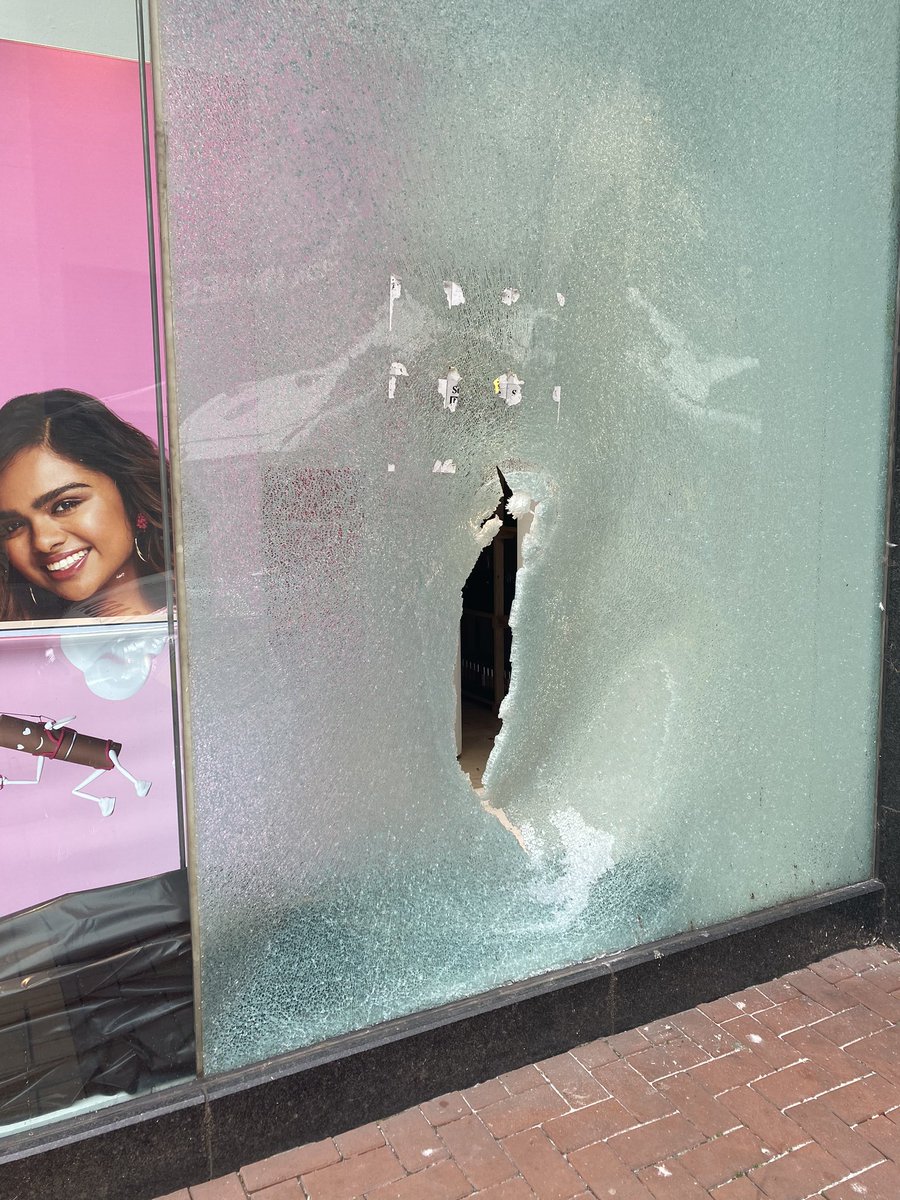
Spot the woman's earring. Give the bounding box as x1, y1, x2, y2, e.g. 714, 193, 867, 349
134, 513, 149, 563
28, 586, 37, 606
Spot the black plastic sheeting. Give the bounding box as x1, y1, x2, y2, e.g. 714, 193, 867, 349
0, 870, 194, 1126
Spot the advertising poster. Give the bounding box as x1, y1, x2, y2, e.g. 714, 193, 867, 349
0, 38, 182, 920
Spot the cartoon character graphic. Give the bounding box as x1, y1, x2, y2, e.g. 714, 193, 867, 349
0, 712, 151, 817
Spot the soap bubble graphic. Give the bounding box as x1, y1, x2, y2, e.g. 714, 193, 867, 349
61, 628, 169, 701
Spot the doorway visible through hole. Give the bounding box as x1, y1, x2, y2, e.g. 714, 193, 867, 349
458, 468, 528, 790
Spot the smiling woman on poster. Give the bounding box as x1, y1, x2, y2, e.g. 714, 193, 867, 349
0, 389, 170, 621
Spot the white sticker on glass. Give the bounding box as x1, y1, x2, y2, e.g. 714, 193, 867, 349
443, 280, 465, 308
493, 372, 524, 406
389, 274, 402, 330
438, 368, 461, 412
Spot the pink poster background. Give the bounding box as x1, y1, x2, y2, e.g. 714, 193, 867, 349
0, 635, 181, 916
0, 40, 181, 916
0, 39, 158, 437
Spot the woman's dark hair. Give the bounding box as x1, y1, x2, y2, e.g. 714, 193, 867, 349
0, 389, 170, 621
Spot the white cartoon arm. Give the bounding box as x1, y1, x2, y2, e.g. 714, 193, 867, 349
46, 716, 75, 730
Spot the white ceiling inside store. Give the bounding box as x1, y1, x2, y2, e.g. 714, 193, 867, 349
0, 0, 147, 60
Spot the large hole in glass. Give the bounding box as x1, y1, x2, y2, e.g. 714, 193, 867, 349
458, 469, 522, 790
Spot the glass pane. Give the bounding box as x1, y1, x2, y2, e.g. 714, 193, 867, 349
155, 0, 899, 1073
0, 4, 191, 1132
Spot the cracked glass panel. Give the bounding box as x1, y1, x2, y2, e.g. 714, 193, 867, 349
154, 1, 900, 1073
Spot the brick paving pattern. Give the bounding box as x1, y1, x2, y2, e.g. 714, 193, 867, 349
156, 945, 900, 1200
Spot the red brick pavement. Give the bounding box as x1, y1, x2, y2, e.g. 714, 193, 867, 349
155, 945, 900, 1200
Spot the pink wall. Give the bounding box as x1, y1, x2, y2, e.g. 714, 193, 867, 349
0, 39, 158, 438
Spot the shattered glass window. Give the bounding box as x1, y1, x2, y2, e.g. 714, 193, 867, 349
154, 0, 900, 1072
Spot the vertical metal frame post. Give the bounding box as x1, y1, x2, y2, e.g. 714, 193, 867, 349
138, 0, 205, 1074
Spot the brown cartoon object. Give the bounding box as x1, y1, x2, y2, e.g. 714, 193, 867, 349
0, 714, 120, 770
0, 713, 151, 817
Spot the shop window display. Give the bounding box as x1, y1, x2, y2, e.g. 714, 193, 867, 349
0, 17, 189, 1131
